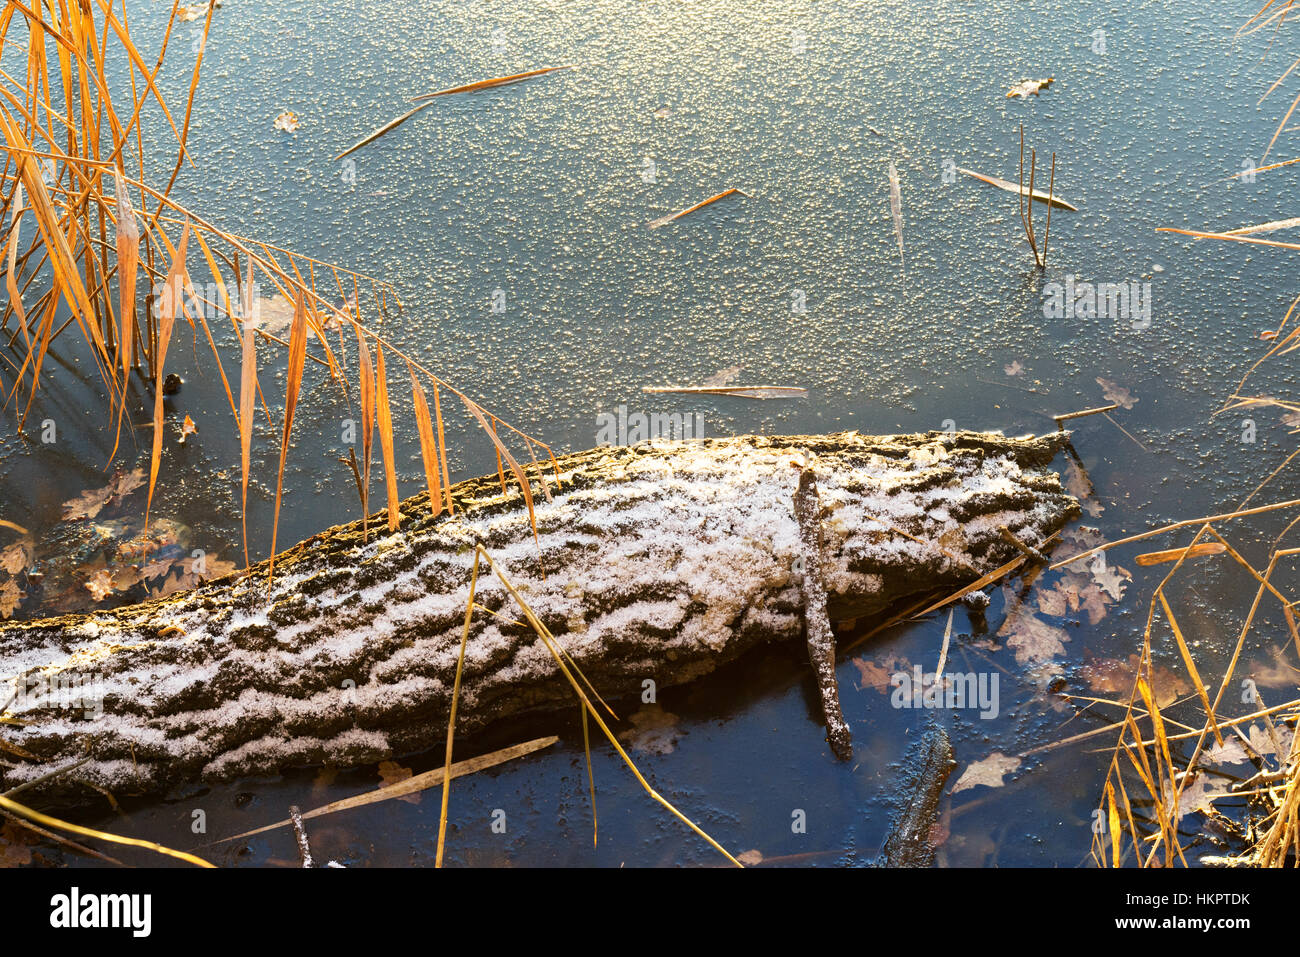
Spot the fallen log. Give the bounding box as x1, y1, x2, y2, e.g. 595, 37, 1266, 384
0, 430, 1079, 799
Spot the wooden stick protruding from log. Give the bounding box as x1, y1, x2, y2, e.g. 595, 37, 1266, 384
793, 463, 852, 761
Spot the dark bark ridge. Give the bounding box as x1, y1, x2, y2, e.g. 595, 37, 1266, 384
0, 430, 1079, 797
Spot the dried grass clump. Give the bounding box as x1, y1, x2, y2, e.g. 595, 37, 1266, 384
0, 1, 556, 570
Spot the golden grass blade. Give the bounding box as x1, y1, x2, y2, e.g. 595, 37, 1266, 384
90, 0, 191, 163
238, 257, 256, 568
582, 702, 597, 848
1157, 592, 1224, 747
0, 792, 213, 867
641, 384, 807, 399
1, 116, 107, 362
1134, 543, 1226, 566
216, 736, 558, 843
144, 218, 190, 537
111, 172, 137, 381
1135, 677, 1179, 832
410, 65, 576, 102
353, 320, 374, 533
461, 395, 538, 546
647, 188, 749, 228
957, 166, 1079, 211
333, 101, 434, 161
432, 381, 454, 514
4, 183, 31, 373
374, 343, 401, 532
1226, 156, 1300, 181
436, 546, 481, 868
1106, 780, 1121, 868
408, 360, 444, 517
1158, 225, 1300, 251
267, 289, 307, 579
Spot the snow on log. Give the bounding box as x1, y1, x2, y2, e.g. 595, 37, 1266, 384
0, 431, 1079, 798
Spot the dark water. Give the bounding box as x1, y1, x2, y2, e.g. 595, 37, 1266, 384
3, 0, 1300, 867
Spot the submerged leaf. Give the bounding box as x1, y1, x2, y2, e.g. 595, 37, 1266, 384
1096, 376, 1138, 410
952, 752, 1021, 794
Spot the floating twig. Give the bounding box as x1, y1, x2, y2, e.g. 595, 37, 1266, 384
1052, 402, 1119, 429
642, 384, 805, 399
289, 805, 313, 868
214, 737, 559, 843
792, 465, 852, 760
647, 188, 750, 228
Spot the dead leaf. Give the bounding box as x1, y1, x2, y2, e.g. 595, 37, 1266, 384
952, 752, 1021, 794
249, 294, 297, 335
1248, 646, 1300, 689
1096, 376, 1138, 410
617, 704, 682, 755
1204, 737, 1250, 766
1078, 654, 1188, 707
1006, 77, 1054, 99
177, 2, 219, 22
1063, 525, 1105, 551
148, 570, 192, 599
179, 415, 197, 444
1089, 554, 1130, 601
61, 468, 146, 522
701, 365, 744, 388
195, 558, 238, 582
274, 111, 301, 133
0, 820, 37, 866
111, 468, 146, 502
1173, 773, 1235, 821
84, 569, 115, 602
0, 580, 22, 619
1038, 580, 1109, 624
737, 849, 763, 866
377, 760, 420, 804
852, 654, 910, 692
0, 541, 31, 575
1004, 360, 1024, 376
61, 486, 113, 522
999, 602, 1069, 664
1063, 460, 1103, 517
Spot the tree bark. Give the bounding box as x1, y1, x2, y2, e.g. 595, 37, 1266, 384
0, 430, 1079, 798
